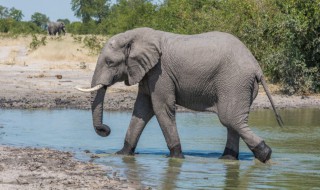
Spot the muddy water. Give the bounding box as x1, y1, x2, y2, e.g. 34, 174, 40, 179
0, 109, 319, 189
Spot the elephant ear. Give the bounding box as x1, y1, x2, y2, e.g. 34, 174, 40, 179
125, 30, 161, 86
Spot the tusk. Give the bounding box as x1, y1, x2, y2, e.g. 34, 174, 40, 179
75, 84, 104, 92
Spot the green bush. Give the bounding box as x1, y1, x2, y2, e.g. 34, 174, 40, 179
67, 21, 99, 35
262, 0, 320, 94
71, 34, 82, 43
83, 35, 106, 55
0, 18, 43, 34
29, 34, 47, 50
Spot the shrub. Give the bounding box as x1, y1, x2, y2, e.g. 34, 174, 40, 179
0, 18, 43, 34
83, 35, 106, 55
262, 0, 320, 94
29, 34, 47, 50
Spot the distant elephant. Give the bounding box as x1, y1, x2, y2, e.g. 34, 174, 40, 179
76, 28, 283, 163
47, 21, 66, 36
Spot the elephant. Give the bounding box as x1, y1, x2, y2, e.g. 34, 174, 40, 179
76, 27, 283, 163
47, 21, 66, 36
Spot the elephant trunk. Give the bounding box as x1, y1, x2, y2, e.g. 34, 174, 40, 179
91, 85, 111, 137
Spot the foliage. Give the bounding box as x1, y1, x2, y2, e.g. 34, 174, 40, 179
31, 12, 49, 30
57, 18, 71, 25
71, 0, 110, 23
67, 20, 99, 34
263, 0, 320, 94
83, 35, 107, 55
29, 34, 47, 50
0, 18, 42, 34
8, 7, 24, 21
0, 6, 24, 21
100, 0, 157, 35
0, 6, 42, 34
0, 5, 9, 19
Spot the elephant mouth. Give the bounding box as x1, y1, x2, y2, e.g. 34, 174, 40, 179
75, 84, 105, 92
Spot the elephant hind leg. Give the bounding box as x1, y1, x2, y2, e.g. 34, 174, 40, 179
219, 128, 240, 160
217, 93, 272, 163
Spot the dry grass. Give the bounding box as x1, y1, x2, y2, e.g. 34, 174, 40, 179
28, 34, 99, 63
1, 49, 17, 65
0, 33, 107, 64
0, 34, 31, 46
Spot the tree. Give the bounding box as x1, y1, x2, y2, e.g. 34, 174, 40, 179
102, 0, 157, 34
31, 12, 49, 30
0, 5, 9, 19
71, 0, 110, 23
9, 7, 24, 21
57, 18, 71, 25
265, 0, 320, 94
154, 0, 216, 34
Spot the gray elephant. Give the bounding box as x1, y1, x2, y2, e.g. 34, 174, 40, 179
47, 21, 66, 36
76, 28, 283, 163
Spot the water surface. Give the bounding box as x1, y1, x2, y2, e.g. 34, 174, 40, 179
0, 109, 319, 189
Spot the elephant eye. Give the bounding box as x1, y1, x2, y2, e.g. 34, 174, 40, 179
105, 60, 114, 66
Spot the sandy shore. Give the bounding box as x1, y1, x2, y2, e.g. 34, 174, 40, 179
0, 37, 319, 190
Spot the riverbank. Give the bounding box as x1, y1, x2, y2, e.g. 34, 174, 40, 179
0, 146, 138, 189
1, 90, 320, 110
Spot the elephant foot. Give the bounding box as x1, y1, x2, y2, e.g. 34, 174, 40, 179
169, 144, 185, 159
219, 147, 239, 160
115, 141, 135, 156
251, 141, 272, 163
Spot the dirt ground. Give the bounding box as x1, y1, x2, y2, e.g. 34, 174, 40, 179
0, 34, 319, 189
0, 146, 140, 190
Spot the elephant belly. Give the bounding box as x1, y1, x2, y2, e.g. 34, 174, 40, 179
175, 91, 218, 113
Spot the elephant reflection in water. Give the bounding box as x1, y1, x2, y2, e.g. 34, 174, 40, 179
223, 162, 241, 189
122, 156, 182, 190
121, 155, 263, 189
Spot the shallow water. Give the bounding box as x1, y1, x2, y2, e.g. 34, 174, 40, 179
0, 109, 320, 189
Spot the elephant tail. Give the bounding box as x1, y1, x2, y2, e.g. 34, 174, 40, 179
259, 75, 284, 127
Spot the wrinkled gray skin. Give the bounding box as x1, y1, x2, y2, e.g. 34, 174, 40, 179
47, 21, 66, 36
89, 27, 283, 163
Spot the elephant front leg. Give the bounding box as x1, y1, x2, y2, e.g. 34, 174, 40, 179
152, 96, 184, 159
156, 110, 184, 158
220, 128, 240, 160
116, 92, 154, 155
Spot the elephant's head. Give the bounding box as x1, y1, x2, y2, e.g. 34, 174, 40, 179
76, 28, 161, 137
59, 22, 66, 34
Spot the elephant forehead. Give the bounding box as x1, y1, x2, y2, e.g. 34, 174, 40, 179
107, 39, 122, 50
109, 39, 116, 46
104, 48, 124, 61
